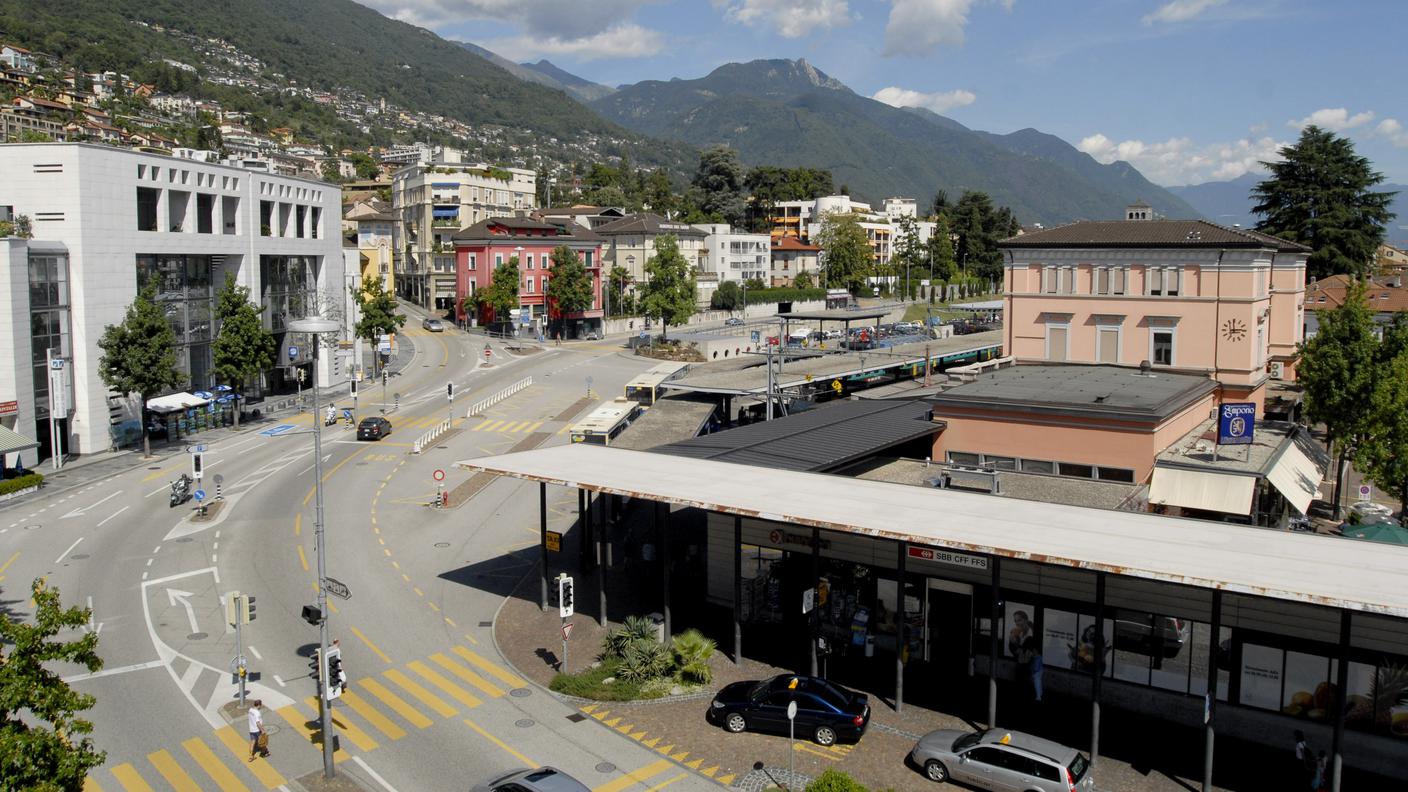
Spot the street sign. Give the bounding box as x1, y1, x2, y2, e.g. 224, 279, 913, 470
50, 358, 65, 369
787, 701, 798, 721
751, 330, 761, 343
1217, 403, 1256, 445
802, 587, 815, 614
187, 444, 208, 454
545, 531, 562, 552
1359, 484, 1372, 502
193, 489, 206, 502
288, 345, 299, 359
213, 473, 224, 486
322, 577, 351, 600
831, 379, 843, 394
562, 621, 574, 641
433, 469, 446, 482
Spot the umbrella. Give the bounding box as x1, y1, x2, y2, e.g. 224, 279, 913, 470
1342, 521, 1408, 545
213, 384, 233, 392
216, 395, 236, 404
193, 391, 214, 400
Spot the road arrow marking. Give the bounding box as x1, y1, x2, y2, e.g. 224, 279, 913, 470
165, 588, 200, 634
61, 489, 123, 518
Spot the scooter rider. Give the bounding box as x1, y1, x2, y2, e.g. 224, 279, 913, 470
326, 404, 337, 426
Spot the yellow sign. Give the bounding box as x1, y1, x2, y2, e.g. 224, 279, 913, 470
831, 379, 843, 393
546, 531, 562, 552
787, 677, 799, 690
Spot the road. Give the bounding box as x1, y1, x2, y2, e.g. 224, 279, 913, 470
0, 313, 709, 792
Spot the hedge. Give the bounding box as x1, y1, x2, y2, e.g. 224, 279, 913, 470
0, 472, 44, 496
743, 287, 826, 305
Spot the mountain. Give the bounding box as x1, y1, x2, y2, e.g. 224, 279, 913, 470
0, 0, 688, 170
1170, 175, 1408, 242
454, 41, 615, 103
592, 58, 1199, 225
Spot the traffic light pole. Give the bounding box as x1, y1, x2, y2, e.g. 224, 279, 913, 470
311, 345, 336, 778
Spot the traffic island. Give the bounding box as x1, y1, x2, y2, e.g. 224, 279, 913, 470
190, 500, 226, 522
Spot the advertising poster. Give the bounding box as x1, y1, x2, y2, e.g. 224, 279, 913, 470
1042, 609, 1078, 669
1004, 602, 1036, 660
1283, 651, 1332, 719
1239, 643, 1285, 710
1074, 614, 1114, 677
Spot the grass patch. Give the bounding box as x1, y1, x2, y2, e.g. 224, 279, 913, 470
551, 659, 661, 701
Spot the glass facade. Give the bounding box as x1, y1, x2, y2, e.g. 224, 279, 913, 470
136, 254, 215, 389
259, 255, 319, 333
29, 251, 71, 420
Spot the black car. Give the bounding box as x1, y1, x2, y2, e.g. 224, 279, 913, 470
708, 674, 869, 746
357, 416, 392, 441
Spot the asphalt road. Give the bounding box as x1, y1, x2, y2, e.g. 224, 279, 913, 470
0, 313, 713, 792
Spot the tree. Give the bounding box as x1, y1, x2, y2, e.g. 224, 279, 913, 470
639, 235, 696, 340
1298, 280, 1380, 518
349, 276, 406, 374
892, 215, 924, 299
473, 256, 520, 326
644, 169, 675, 216
319, 159, 344, 184
1252, 126, 1397, 280
951, 191, 1005, 282
793, 270, 814, 289
930, 190, 951, 221
1351, 316, 1408, 513
97, 284, 182, 457
815, 212, 872, 294
711, 280, 744, 312
348, 152, 379, 180
692, 146, 746, 227
605, 265, 633, 317
927, 215, 957, 302
0, 579, 105, 791
0, 214, 32, 239
212, 274, 274, 429
546, 245, 593, 321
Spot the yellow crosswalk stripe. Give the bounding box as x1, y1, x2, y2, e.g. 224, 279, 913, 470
305, 696, 379, 752
429, 652, 506, 698
83, 776, 104, 792
359, 677, 434, 728
149, 749, 202, 792
182, 737, 253, 791
383, 668, 458, 717
407, 660, 482, 708
109, 764, 156, 792
273, 704, 348, 762
519, 421, 544, 433
471, 419, 494, 431
340, 690, 407, 740
214, 726, 285, 789
592, 759, 674, 792
499, 421, 523, 433
452, 646, 527, 688
483, 419, 507, 432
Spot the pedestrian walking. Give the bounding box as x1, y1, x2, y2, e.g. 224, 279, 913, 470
1293, 730, 1311, 786
248, 699, 268, 761
1312, 750, 1328, 791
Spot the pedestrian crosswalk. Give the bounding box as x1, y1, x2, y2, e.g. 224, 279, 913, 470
83, 644, 528, 792
469, 418, 545, 434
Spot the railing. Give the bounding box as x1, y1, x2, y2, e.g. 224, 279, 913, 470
467, 377, 533, 418
411, 418, 454, 454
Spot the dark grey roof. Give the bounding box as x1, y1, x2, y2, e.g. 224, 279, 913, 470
930, 364, 1217, 424
1001, 219, 1309, 252
650, 400, 937, 472
779, 309, 889, 322
614, 397, 718, 451
594, 213, 706, 238
452, 216, 599, 243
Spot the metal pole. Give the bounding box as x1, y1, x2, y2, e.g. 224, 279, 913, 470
1203, 589, 1222, 792
810, 526, 820, 677
311, 343, 334, 778
988, 556, 1001, 728
658, 501, 671, 639
896, 540, 906, 713
578, 488, 588, 572
539, 482, 549, 611
595, 493, 607, 628
1330, 610, 1351, 792
236, 618, 246, 706
1091, 571, 1106, 768
734, 514, 743, 665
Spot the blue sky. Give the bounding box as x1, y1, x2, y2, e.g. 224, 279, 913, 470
360, 0, 1408, 187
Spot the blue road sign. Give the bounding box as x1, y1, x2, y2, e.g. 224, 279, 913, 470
193, 489, 206, 502
288, 345, 299, 359
259, 423, 296, 437
751, 330, 761, 343
1218, 402, 1256, 445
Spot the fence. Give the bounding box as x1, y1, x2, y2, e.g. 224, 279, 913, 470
467, 377, 533, 418
411, 418, 454, 455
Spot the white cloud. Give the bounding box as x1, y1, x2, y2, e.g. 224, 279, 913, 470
1376, 118, 1408, 148
481, 23, 664, 61
1078, 132, 1286, 185
881, 0, 1014, 58
1143, 0, 1228, 25
871, 86, 976, 114
715, 0, 855, 38
1288, 107, 1376, 132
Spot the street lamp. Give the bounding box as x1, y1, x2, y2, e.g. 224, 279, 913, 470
287, 315, 341, 779
515, 245, 525, 336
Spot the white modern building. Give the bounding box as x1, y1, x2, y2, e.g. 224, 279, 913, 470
698, 224, 770, 284
0, 143, 345, 461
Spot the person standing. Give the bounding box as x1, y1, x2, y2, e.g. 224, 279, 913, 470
1293, 730, 1310, 786
1312, 749, 1328, 791
248, 699, 268, 761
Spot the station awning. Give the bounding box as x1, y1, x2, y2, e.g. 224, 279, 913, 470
146, 392, 210, 414
0, 425, 39, 455
1148, 467, 1257, 515
1265, 436, 1328, 515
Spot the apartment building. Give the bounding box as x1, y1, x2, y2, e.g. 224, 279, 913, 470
391, 152, 535, 310
594, 213, 707, 293
345, 199, 395, 294
698, 224, 770, 284
451, 217, 603, 337
771, 236, 821, 286
1000, 207, 1309, 411
0, 143, 345, 460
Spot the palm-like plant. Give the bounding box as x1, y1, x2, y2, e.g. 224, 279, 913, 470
672, 629, 716, 684
618, 640, 673, 682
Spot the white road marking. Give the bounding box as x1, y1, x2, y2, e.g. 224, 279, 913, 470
248, 645, 263, 660
272, 674, 286, 687
211, 553, 218, 564
60, 489, 123, 519
145, 483, 170, 498
220, 436, 264, 454
96, 506, 129, 528
55, 537, 83, 564
165, 588, 201, 634
142, 571, 149, 580
153, 545, 161, 554
146, 558, 153, 567
212, 541, 218, 550
63, 659, 166, 683
352, 757, 402, 792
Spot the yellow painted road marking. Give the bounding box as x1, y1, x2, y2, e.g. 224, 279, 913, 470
358, 677, 433, 728
407, 660, 482, 708
303, 448, 366, 505
615, 722, 635, 733
350, 625, 392, 663
149, 749, 202, 792
520, 421, 544, 433
716, 774, 735, 785
340, 690, 406, 740
413, 587, 424, 597
451, 646, 527, 688
793, 742, 841, 761
654, 743, 674, 755
304, 696, 378, 752
110, 763, 155, 792
701, 766, 719, 778
471, 419, 493, 431
383, 668, 457, 717
480, 420, 506, 432
182, 736, 252, 791
499, 421, 523, 433
669, 751, 689, 762
629, 730, 647, 740
604, 717, 621, 727
294, 513, 301, 536
581, 704, 598, 714
0, 551, 21, 580
463, 716, 536, 767
214, 725, 285, 788
593, 759, 673, 792
84, 776, 104, 792
273, 704, 348, 762
297, 545, 309, 571
646, 774, 686, 792
643, 736, 660, 748
684, 758, 703, 770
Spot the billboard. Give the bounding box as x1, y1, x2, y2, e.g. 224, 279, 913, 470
1218, 402, 1256, 445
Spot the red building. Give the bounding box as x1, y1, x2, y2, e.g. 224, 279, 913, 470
452, 217, 604, 337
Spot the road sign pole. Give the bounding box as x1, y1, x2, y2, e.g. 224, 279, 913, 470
562, 616, 568, 672
236, 616, 247, 706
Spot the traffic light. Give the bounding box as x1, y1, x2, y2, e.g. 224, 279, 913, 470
226, 590, 241, 626
324, 646, 344, 700
350, 377, 358, 397
558, 574, 574, 618
309, 648, 322, 682
301, 605, 323, 625
242, 594, 257, 623
447, 381, 455, 401
382, 370, 388, 388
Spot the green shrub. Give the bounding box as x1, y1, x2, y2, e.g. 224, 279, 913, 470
601, 615, 659, 660
672, 629, 715, 684
804, 769, 869, 792
617, 639, 673, 682
0, 473, 44, 496
548, 660, 647, 701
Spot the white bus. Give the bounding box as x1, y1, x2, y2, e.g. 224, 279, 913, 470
624, 362, 690, 406
569, 398, 644, 445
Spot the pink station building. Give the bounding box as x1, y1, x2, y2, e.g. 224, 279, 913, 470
451, 217, 604, 337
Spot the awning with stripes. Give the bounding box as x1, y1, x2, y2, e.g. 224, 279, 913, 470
0, 424, 40, 455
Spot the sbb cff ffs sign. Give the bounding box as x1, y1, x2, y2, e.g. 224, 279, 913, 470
1218, 402, 1256, 445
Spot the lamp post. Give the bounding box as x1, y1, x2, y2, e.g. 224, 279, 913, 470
287, 315, 341, 779
514, 245, 526, 336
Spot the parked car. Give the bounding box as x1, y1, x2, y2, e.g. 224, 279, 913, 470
909, 728, 1093, 791
357, 416, 392, 441
1347, 500, 1396, 524
724, 317, 745, 326
472, 766, 590, 792
707, 674, 869, 746
422, 317, 445, 332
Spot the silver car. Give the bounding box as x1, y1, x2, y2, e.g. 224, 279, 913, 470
909, 728, 1093, 791
472, 766, 589, 792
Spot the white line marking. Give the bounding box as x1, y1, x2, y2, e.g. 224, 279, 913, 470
215, 530, 221, 539
63, 659, 166, 683
142, 571, 149, 580
248, 645, 263, 660
61, 489, 123, 518
146, 558, 154, 567
211, 553, 218, 564
96, 506, 129, 528
273, 674, 286, 687
352, 757, 401, 792
212, 541, 218, 550
55, 537, 83, 564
